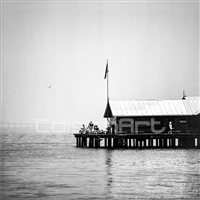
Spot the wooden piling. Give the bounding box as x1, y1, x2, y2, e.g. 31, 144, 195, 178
113, 138, 118, 148
89, 137, 93, 148
78, 137, 81, 147
137, 139, 140, 148
81, 137, 85, 148
133, 138, 135, 148
108, 138, 112, 148
104, 138, 107, 148
76, 137, 79, 147
172, 136, 175, 148
155, 138, 158, 147
128, 138, 131, 148
145, 139, 147, 147
135, 138, 138, 148
74, 134, 200, 149
124, 138, 128, 148
149, 137, 152, 148
163, 138, 167, 148
95, 138, 99, 148
198, 138, 200, 148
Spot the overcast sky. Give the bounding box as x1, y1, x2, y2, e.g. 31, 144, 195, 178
1, 1, 199, 125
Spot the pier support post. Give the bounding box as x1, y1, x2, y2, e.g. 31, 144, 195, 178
89, 137, 93, 148
138, 139, 140, 148
104, 138, 107, 148
155, 138, 158, 148
129, 138, 132, 148
159, 138, 163, 148
132, 138, 135, 147
76, 137, 79, 147
95, 138, 100, 148
167, 138, 170, 147
124, 138, 128, 148
164, 138, 167, 148
149, 137, 152, 148
82, 137, 87, 147
179, 137, 183, 147
176, 138, 179, 147
133, 138, 135, 148
95, 138, 97, 148
172, 136, 175, 148
143, 139, 146, 148
113, 138, 118, 148
141, 140, 143, 147
150, 137, 153, 148
108, 138, 112, 148
152, 138, 155, 148
79, 137, 82, 147
135, 138, 138, 148
146, 139, 149, 148
198, 137, 200, 148
81, 137, 85, 147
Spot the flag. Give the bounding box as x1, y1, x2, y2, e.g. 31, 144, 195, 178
104, 61, 109, 79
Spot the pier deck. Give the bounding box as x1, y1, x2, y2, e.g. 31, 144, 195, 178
74, 133, 200, 149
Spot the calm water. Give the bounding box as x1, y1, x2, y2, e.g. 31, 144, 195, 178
1, 127, 200, 200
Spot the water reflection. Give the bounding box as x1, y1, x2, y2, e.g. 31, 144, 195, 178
105, 150, 113, 193
104, 149, 200, 199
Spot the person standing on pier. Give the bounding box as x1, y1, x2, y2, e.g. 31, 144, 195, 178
94, 125, 99, 134
79, 124, 86, 134
168, 121, 173, 134
88, 121, 94, 133
106, 126, 111, 134
111, 122, 115, 135
110, 117, 116, 135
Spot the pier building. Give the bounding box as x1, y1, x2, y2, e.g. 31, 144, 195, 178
74, 96, 200, 149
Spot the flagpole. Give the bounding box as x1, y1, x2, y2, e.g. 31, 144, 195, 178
107, 59, 109, 103
107, 60, 109, 131
105, 59, 109, 130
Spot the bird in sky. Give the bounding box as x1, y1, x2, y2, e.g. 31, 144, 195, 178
45, 85, 52, 89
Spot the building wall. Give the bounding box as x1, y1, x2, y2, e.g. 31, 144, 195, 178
114, 115, 199, 134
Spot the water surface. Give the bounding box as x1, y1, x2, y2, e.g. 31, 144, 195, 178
1, 127, 200, 199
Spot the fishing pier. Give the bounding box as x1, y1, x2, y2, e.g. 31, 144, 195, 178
74, 96, 200, 149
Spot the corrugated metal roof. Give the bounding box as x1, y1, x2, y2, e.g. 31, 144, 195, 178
185, 96, 200, 100
107, 97, 200, 117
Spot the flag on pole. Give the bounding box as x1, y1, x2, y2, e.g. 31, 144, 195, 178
104, 61, 109, 79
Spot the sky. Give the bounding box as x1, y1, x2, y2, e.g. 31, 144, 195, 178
1, 0, 199, 126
